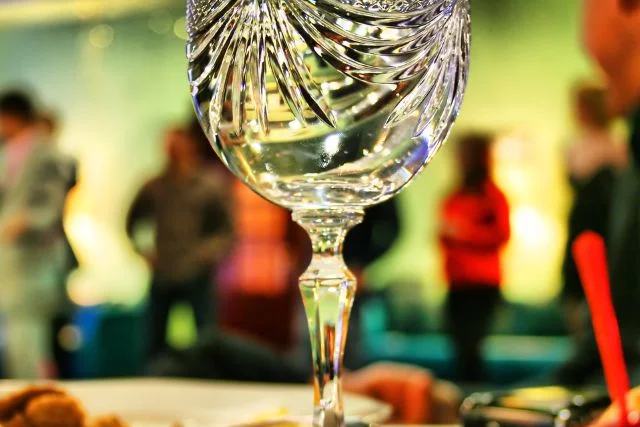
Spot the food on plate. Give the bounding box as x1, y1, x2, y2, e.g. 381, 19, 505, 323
592, 387, 640, 426
234, 423, 300, 426
0, 385, 301, 426
23, 392, 85, 427
0, 386, 65, 421
87, 415, 128, 427
0, 386, 127, 427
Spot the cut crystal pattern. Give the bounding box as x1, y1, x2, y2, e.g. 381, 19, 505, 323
187, 0, 469, 138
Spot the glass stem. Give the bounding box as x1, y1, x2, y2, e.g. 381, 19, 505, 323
293, 208, 364, 427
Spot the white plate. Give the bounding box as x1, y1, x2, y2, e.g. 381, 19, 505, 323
0, 379, 392, 426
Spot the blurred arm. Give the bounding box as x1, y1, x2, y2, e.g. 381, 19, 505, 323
126, 182, 155, 238
19, 156, 71, 234
343, 363, 461, 424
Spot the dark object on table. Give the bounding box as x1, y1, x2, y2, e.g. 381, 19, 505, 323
461, 387, 610, 427
147, 329, 308, 384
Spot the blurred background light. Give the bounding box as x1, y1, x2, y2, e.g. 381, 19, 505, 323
148, 10, 174, 35
173, 16, 188, 41
512, 206, 553, 251
58, 325, 83, 352
0, 0, 175, 27
88, 25, 115, 49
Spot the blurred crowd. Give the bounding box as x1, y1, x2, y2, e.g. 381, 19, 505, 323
0, 0, 638, 424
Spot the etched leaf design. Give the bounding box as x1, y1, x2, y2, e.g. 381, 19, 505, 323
187, 0, 469, 137
385, 0, 469, 140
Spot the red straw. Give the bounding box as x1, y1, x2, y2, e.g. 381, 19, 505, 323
573, 231, 630, 427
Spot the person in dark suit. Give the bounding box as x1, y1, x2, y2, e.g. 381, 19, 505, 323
561, 84, 626, 339
552, 0, 640, 386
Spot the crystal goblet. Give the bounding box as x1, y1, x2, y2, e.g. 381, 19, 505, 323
186, 0, 470, 424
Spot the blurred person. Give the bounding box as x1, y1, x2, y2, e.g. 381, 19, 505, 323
561, 84, 625, 340
216, 179, 297, 351
36, 111, 77, 192
549, 0, 640, 386
36, 111, 59, 141
128, 126, 233, 359
188, 117, 233, 179
191, 115, 299, 352
343, 198, 401, 369
0, 91, 75, 378
37, 110, 79, 379
343, 199, 401, 286
439, 133, 510, 382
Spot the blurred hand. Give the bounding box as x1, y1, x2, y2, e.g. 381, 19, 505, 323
343, 363, 461, 424
595, 387, 640, 426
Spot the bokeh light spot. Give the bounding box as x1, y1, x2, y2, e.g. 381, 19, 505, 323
89, 24, 115, 49
149, 10, 173, 34
173, 16, 188, 40
58, 325, 83, 352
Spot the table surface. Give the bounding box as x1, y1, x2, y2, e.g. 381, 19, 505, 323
0, 378, 394, 425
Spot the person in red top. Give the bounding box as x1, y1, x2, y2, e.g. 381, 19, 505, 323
439, 132, 510, 382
